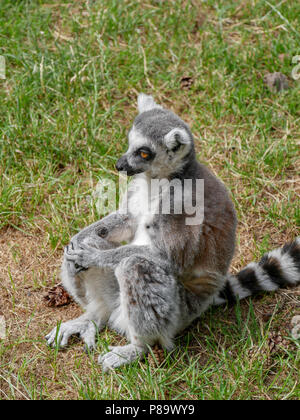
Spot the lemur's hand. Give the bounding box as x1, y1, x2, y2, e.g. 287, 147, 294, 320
66, 260, 88, 276
65, 242, 100, 270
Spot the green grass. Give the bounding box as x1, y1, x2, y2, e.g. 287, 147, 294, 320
0, 0, 299, 400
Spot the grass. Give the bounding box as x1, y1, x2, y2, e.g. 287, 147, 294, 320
0, 0, 299, 400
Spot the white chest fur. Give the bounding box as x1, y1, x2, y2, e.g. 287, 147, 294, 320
127, 175, 159, 246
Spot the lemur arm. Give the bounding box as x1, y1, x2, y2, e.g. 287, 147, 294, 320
65, 243, 152, 270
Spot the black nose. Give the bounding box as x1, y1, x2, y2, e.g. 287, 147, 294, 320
115, 161, 123, 171
116, 155, 127, 172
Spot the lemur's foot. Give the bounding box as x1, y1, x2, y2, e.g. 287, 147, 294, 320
46, 318, 98, 350
98, 344, 145, 372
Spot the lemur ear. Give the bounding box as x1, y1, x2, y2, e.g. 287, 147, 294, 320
164, 128, 191, 150
137, 93, 162, 114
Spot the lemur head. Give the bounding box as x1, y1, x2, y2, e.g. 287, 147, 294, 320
116, 94, 195, 178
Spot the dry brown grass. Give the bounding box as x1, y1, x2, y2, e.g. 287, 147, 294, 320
0, 228, 80, 399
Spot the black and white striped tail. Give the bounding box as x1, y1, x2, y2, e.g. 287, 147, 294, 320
214, 238, 300, 305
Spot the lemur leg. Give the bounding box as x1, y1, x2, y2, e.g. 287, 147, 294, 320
46, 221, 121, 350
46, 259, 119, 350
99, 255, 180, 372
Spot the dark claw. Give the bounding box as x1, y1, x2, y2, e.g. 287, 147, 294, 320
75, 264, 88, 274
97, 227, 109, 238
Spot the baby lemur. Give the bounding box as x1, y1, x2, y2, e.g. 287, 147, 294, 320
46, 94, 300, 371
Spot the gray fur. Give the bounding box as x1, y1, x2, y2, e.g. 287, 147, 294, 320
134, 108, 193, 145
46, 94, 300, 371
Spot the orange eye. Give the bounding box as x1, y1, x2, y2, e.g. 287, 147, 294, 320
140, 151, 149, 159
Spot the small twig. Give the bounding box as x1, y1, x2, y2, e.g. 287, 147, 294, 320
140, 45, 154, 89
265, 1, 299, 36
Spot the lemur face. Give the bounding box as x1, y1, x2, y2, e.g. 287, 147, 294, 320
115, 94, 195, 178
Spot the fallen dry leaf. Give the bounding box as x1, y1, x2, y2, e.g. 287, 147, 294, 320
180, 76, 194, 90
147, 344, 165, 368
43, 284, 72, 307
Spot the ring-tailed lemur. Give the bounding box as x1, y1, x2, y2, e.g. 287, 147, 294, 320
46, 94, 300, 372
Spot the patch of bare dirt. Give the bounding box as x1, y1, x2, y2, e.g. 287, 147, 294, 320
0, 228, 83, 399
